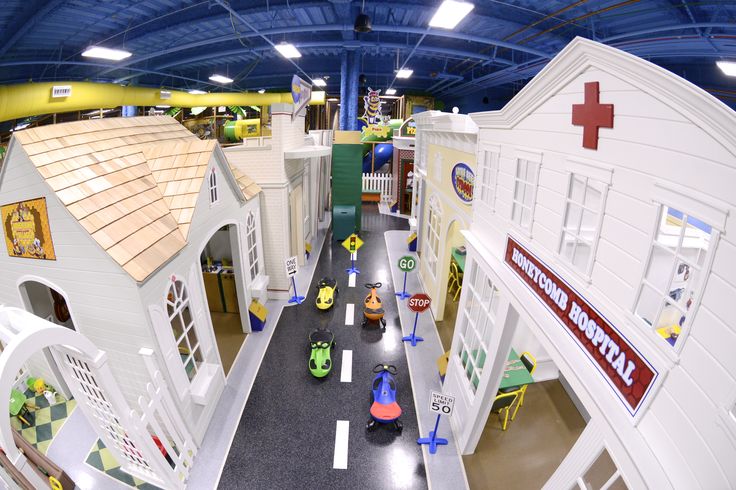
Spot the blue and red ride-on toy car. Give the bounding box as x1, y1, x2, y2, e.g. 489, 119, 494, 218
366, 364, 403, 433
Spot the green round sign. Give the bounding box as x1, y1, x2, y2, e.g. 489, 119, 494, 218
398, 256, 416, 272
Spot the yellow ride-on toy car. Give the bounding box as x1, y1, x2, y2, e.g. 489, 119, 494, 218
315, 277, 338, 310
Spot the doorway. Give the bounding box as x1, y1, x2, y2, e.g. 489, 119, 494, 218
199, 223, 249, 375
461, 311, 588, 489
435, 219, 465, 350
290, 183, 305, 265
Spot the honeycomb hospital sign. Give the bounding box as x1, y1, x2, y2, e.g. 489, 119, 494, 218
504, 236, 657, 416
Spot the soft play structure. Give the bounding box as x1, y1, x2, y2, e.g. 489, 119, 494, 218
223, 118, 261, 142
362, 142, 393, 173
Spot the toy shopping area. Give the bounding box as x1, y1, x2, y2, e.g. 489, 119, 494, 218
411, 38, 736, 489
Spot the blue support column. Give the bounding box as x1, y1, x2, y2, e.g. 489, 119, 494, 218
346, 50, 360, 130
339, 52, 348, 130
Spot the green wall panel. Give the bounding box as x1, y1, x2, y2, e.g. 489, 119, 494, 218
331, 143, 363, 232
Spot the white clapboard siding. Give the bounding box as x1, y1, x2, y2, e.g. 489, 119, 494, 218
362, 173, 393, 202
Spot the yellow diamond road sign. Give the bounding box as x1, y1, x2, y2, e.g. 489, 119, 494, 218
342, 233, 364, 253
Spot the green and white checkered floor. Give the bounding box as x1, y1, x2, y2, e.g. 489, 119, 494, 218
10, 388, 76, 455
85, 439, 162, 489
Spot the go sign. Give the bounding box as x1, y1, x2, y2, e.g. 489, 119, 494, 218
398, 256, 416, 272
407, 293, 431, 313
429, 391, 455, 416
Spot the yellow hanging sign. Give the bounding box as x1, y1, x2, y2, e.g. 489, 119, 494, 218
341, 233, 364, 254
2, 197, 56, 260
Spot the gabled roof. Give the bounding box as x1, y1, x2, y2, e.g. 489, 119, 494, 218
8, 116, 260, 282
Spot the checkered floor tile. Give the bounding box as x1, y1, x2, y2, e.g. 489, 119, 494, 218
10, 389, 77, 455
85, 439, 162, 490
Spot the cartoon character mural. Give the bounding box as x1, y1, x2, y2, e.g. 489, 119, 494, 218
2, 197, 56, 260
363, 88, 382, 125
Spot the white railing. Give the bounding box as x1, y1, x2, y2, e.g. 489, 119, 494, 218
362, 173, 393, 202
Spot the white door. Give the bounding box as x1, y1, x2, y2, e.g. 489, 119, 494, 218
290, 183, 305, 266
443, 250, 517, 453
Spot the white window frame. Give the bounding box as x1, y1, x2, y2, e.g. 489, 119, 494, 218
476, 145, 500, 213
557, 158, 612, 281
510, 152, 541, 236
455, 258, 501, 397
166, 279, 204, 382
208, 167, 219, 206
424, 194, 442, 279
631, 182, 726, 354
246, 211, 260, 281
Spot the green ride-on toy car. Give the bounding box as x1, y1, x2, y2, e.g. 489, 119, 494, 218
309, 328, 335, 378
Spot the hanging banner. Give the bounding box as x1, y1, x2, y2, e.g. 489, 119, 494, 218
504, 235, 657, 416
291, 75, 312, 121
2, 197, 56, 260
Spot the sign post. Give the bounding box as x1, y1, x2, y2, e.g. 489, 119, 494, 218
417, 391, 454, 454
341, 233, 364, 275
395, 255, 416, 300
285, 256, 304, 304
404, 294, 431, 346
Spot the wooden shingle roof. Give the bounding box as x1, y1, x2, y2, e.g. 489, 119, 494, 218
11, 116, 260, 283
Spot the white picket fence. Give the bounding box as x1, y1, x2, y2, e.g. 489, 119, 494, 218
362, 172, 393, 202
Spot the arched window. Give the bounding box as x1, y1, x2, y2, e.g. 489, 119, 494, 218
166, 280, 202, 381
208, 167, 219, 205
246, 212, 260, 280
425, 195, 442, 278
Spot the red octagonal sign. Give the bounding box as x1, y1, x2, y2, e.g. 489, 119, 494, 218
408, 293, 432, 313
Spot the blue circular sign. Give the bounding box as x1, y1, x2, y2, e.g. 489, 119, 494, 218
451, 163, 474, 203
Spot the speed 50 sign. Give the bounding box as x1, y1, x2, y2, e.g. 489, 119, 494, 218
429, 391, 455, 415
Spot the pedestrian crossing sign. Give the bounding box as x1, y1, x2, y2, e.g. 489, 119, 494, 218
342, 233, 364, 253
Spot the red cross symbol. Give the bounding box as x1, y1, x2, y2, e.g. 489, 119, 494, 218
572, 82, 614, 150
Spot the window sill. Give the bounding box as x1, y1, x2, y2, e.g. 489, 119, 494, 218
190, 363, 221, 405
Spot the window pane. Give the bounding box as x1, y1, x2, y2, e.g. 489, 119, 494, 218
656, 207, 682, 248
522, 183, 535, 207
512, 203, 523, 224
583, 449, 623, 490
187, 325, 200, 351
573, 241, 591, 270
645, 248, 675, 292
635, 285, 661, 326
564, 203, 583, 231
185, 359, 196, 381
475, 347, 487, 371
471, 373, 480, 392
580, 209, 598, 235
584, 182, 602, 210
514, 180, 526, 203
516, 160, 527, 179
171, 315, 184, 340
489, 287, 500, 318
181, 306, 192, 327
193, 346, 203, 365
178, 338, 190, 359
521, 207, 532, 228
525, 161, 537, 182
561, 231, 576, 262
569, 175, 586, 203
685, 214, 712, 252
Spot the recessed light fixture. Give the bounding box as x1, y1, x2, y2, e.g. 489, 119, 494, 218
188, 89, 207, 94
313, 78, 327, 87
396, 69, 413, 79
81, 46, 132, 61
156, 105, 171, 108
429, 0, 474, 30
258, 89, 266, 94
716, 61, 736, 76
327, 98, 339, 102
209, 74, 234, 84
275, 42, 301, 59
385, 88, 397, 95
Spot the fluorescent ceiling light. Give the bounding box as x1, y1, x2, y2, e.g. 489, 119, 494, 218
385, 88, 397, 95
209, 74, 233, 84
188, 89, 206, 94
313, 78, 327, 87
429, 0, 474, 29
716, 61, 736, 76
396, 69, 413, 79
275, 42, 301, 59
156, 105, 171, 108
13, 122, 30, 131
81, 46, 132, 61
327, 98, 339, 102
258, 89, 266, 94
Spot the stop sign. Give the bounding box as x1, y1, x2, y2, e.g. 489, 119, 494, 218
408, 293, 431, 313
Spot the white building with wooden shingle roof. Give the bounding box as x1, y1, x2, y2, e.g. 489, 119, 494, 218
0, 115, 265, 444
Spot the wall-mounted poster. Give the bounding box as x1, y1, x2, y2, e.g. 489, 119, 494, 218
2, 197, 56, 260
451, 163, 474, 204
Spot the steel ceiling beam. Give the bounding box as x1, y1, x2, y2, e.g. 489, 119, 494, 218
601, 22, 736, 42
95, 22, 552, 78
0, 0, 66, 58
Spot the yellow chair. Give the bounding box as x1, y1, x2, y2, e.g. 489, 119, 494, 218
505, 351, 537, 420
491, 390, 520, 431
448, 261, 463, 301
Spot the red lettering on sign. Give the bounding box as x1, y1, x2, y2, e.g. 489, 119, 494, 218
504, 236, 656, 415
